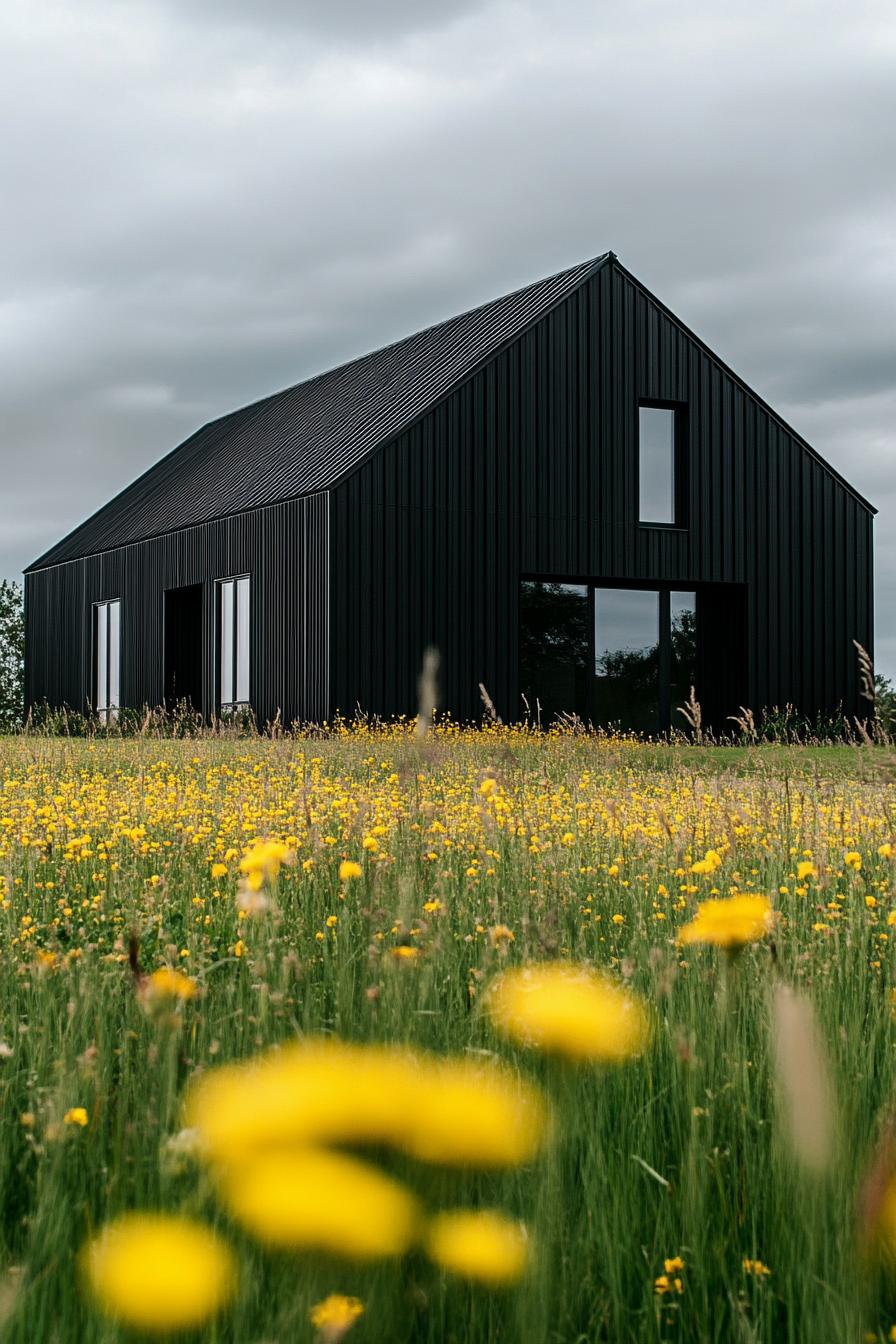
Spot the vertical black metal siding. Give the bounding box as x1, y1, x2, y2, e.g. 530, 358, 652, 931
25, 492, 329, 725
329, 260, 873, 723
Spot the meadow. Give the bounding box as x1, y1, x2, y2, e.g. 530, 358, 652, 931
2, 723, 896, 1342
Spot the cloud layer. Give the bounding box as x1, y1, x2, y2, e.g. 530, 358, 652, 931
2, 0, 894, 671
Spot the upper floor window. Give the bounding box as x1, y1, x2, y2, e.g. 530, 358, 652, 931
218, 576, 250, 711
639, 404, 685, 525
94, 599, 121, 723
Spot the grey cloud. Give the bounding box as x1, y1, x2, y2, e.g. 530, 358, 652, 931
155, 0, 492, 41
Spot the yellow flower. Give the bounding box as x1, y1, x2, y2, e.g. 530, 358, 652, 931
401, 1057, 547, 1168
486, 962, 650, 1063
691, 849, 722, 875
362, 836, 378, 852
479, 777, 498, 796
81, 1214, 236, 1332
677, 895, 772, 949
217, 1148, 419, 1259
797, 860, 817, 881
309, 1293, 364, 1336
426, 1210, 529, 1286
64, 1107, 88, 1127
210, 862, 228, 879
239, 839, 293, 890
338, 860, 363, 881
879, 843, 894, 860
743, 1257, 771, 1276
845, 851, 863, 871
664, 1256, 685, 1273
185, 1039, 546, 1170
145, 967, 197, 1002
488, 924, 515, 945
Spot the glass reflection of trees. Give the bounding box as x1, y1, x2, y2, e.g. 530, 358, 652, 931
594, 589, 659, 734
519, 582, 589, 722
669, 596, 697, 711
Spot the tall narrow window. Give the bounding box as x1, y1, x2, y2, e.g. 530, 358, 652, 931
595, 588, 660, 734
94, 599, 121, 723
218, 576, 250, 711
639, 405, 678, 524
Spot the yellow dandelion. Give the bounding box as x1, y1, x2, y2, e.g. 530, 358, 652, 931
339, 860, 362, 881
691, 849, 722, 875
81, 1214, 236, 1332
185, 1038, 545, 1170
677, 895, 772, 950
64, 1107, 88, 1127
145, 967, 197, 1002
309, 1293, 364, 1337
486, 962, 650, 1063
402, 1057, 547, 1168
426, 1209, 529, 1286
217, 1148, 419, 1259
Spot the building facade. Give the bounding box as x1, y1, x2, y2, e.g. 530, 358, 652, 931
25, 253, 875, 731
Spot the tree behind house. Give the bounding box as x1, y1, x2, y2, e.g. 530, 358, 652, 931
0, 580, 24, 732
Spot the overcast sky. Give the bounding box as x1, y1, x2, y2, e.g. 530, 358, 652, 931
2, 0, 895, 673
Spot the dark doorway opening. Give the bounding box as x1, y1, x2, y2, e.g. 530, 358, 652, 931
164, 585, 204, 713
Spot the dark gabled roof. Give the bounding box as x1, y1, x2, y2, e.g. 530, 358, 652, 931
28, 253, 610, 570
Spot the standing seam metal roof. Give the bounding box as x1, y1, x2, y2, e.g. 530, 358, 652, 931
29, 253, 610, 569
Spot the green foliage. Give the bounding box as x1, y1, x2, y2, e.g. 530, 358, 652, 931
874, 673, 896, 737
0, 580, 24, 732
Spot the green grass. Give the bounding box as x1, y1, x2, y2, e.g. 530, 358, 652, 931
1, 728, 896, 1341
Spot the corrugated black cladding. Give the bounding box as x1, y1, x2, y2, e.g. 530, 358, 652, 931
26, 254, 873, 729
328, 259, 873, 724
25, 493, 329, 725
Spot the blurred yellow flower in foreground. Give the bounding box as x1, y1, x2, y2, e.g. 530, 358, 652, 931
185, 1038, 546, 1169
239, 839, 293, 891
426, 1209, 529, 1286
145, 967, 197, 1002
82, 1213, 236, 1332
486, 962, 650, 1063
309, 1293, 364, 1337
401, 1057, 546, 1168
218, 1149, 419, 1259
677, 895, 773, 949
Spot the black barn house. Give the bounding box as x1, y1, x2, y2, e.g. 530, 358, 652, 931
25, 252, 875, 731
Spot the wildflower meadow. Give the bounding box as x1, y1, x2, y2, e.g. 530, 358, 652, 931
3, 723, 896, 1341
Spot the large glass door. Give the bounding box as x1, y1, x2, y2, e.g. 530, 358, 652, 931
519, 582, 590, 724
520, 581, 697, 733
594, 588, 660, 733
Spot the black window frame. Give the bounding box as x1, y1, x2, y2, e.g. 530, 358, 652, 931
637, 398, 689, 529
